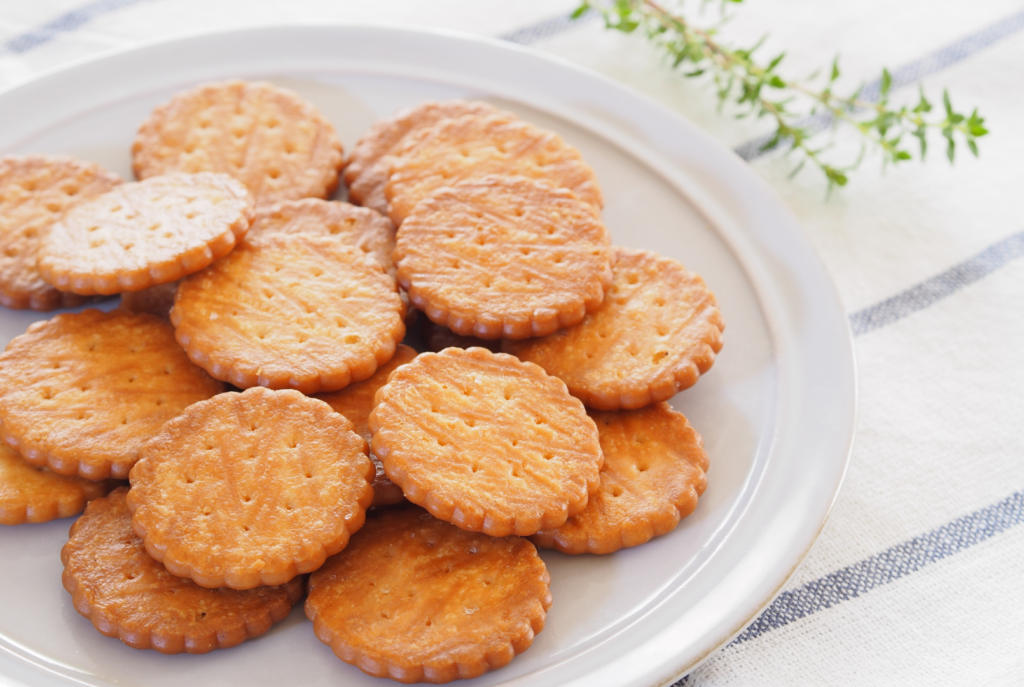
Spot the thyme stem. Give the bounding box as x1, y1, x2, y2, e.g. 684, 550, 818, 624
577, 0, 988, 190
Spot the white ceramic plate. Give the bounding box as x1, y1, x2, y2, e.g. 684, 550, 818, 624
0, 25, 856, 687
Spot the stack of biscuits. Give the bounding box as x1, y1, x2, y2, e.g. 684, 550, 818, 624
0, 81, 723, 684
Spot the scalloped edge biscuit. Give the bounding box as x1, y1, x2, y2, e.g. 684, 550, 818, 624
37, 172, 253, 296
0, 309, 225, 480
393, 175, 612, 340
0, 443, 118, 525
345, 100, 503, 215
306, 507, 551, 683
171, 234, 405, 394
0, 154, 121, 310
384, 113, 603, 226
127, 387, 374, 589
529, 403, 708, 554
368, 347, 603, 537
62, 488, 304, 653
132, 80, 344, 206
504, 247, 724, 410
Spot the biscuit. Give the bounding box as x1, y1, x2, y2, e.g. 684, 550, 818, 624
385, 113, 603, 225
0, 154, 121, 310
306, 507, 551, 683
505, 247, 724, 410
0, 443, 117, 525
37, 172, 253, 296
0, 309, 224, 480
128, 387, 374, 589
314, 344, 418, 509
530, 403, 708, 554
133, 80, 344, 206
245, 198, 396, 278
368, 347, 603, 537
172, 234, 405, 394
345, 100, 502, 215
62, 488, 304, 654
394, 175, 612, 339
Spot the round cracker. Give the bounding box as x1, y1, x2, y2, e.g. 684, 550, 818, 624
62, 488, 304, 654
172, 234, 405, 394
394, 175, 612, 340
0, 443, 118, 525
128, 387, 375, 590
314, 344, 419, 509
0, 309, 224, 480
245, 198, 396, 277
384, 113, 603, 225
133, 80, 344, 206
345, 100, 502, 215
306, 507, 551, 683
368, 347, 603, 537
37, 172, 253, 296
504, 247, 725, 410
0, 154, 121, 310
530, 403, 708, 554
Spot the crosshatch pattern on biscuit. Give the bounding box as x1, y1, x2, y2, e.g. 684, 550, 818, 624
0, 154, 121, 310
172, 234, 405, 394
132, 80, 344, 206
127, 388, 374, 590
369, 347, 603, 537
38, 172, 253, 296
0, 309, 224, 481
306, 506, 551, 683
62, 488, 305, 654
345, 99, 503, 215
384, 112, 604, 225
394, 175, 612, 340
505, 247, 724, 410
531, 403, 709, 555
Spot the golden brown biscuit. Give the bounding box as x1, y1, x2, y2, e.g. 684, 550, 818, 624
128, 387, 374, 590
0, 443, 117, 525
306, 507, 551, 683
345, 100, 502, 215
63, 488, 304, 654
0, 309, 224, 480
385, 113, 603, 225
368, 347, 603, 537
37, 172, 253, 296
133, 80, 344, 206
314, 344, 418, 509
394, 175, 612, 340
172, 234, 405, 394
0, 154, 121, 310
530, 404, 708, 554
505, 247, 724, 410
245, 198, 396, 277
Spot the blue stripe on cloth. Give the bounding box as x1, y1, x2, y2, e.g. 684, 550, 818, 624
669, 489, 1024, 685
0, 0, 157, 56
734, 489, 1024, 644
733, 6, 1024, 161
498, 7, 598, 45
850, 230, 1024, 336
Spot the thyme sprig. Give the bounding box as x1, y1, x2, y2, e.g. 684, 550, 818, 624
574, 0, 988, 190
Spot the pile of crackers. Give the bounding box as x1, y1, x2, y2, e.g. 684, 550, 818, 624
0, 81, 724, 683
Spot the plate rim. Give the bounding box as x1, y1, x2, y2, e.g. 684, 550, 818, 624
0, 22, 857, 687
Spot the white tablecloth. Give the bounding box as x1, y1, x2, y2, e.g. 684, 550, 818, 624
3, 1, 1022, 684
